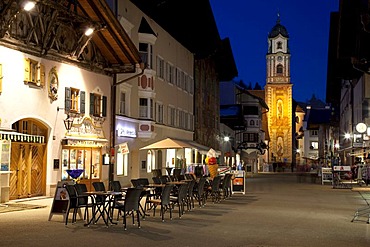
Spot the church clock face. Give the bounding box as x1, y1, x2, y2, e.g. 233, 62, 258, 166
277, 56, 282, 62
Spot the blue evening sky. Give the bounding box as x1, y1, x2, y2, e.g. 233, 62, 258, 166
210, 0, 339, 103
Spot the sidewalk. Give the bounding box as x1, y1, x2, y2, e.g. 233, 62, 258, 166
1, 173, 369, 247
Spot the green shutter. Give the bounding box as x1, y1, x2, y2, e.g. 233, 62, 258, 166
102, 96, 107, 117
89, 93, 95, 115
65, 87, 71, 111
80, 91, 85, 114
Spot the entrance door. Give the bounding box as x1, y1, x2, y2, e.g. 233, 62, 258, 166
9, 143, 46, 199
62, 147, 101, 191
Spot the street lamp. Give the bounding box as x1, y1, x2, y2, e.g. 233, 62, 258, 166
63, 115, 74, 131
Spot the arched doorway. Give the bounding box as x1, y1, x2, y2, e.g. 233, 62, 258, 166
9, 118, 48, 199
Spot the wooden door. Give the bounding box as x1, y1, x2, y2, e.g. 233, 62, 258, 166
9, 143, 46, 199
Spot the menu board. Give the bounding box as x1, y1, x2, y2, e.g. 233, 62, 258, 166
48, 181, 73, 221
0, 140, 10, 171
232, 170, 245, 194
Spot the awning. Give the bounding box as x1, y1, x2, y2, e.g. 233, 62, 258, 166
140, 138, 194, 150
0, 131, 45, 143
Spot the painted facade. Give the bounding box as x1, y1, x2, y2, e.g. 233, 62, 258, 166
265, 18, 294, 165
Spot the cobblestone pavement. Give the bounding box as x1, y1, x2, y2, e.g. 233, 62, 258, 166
1, 173, 370, 247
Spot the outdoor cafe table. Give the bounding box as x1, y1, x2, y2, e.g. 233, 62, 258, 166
167, 181, 187, 185
83, 191, 123, 227
351, 187, 370, 224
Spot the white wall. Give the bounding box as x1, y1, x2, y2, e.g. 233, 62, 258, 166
0, 45, 112, 194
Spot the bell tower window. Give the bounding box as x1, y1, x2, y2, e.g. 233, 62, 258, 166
276, 64, 283, 74
277, 41, 282, 49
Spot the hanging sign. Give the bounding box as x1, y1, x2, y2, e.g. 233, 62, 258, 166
119, 142, 130, 155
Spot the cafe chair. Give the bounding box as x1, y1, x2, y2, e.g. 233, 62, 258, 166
186, 179, 196, 210
145, 184, 174, 222
65, 184, 92, 225
74, 183, 95, 223
152, 176, 162, 184
220, 174, 233, 199
110, 180, 122, 192
110, 181, 124, 218
170, 183, 188, 218
92, 182, 108, 222
193, 177, 207, 207
115, 188, 143, 230
65, 185, 79, 225
207, 175, 222, 203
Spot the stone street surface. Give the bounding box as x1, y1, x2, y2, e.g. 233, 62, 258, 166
1, 173, 370, 247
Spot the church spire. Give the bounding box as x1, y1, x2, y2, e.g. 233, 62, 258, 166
277, 9, 281, 24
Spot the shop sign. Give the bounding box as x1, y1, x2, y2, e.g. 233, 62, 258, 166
117, 127, 136, 138
333, 166, 351, 171
119, 142, 130, 154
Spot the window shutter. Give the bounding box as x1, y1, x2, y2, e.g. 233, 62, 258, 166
0, 64, 2, 93
80, 91, 85, 114
89, 93, 95, 115
102, 96, 107, 117
39, 63, 45, 87
65, 87, 71, 111
24, 58, 30, 83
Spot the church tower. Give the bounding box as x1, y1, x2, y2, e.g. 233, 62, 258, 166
265, 15, 293, 164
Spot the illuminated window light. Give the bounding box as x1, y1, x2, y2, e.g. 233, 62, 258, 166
23, 1, 36, 11
85, 27, 94, 36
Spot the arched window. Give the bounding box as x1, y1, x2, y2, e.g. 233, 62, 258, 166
277, 41, 282, 49
276, 64, 283, 74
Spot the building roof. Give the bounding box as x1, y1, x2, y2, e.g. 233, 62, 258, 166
78, 0, 141, 72
130, 0, 238, 80
268, 18, 289, 38
0, 0, 141, 73
305, 108, 332, 129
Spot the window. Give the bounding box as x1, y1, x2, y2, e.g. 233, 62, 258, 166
276, 65, 283, 74
176, 68, 181, 87
139, 98, 148, 118
90, 93, 107, 117
311, 130, 318, 136
310, 141, 319, 149
243, 133, 259, 142
119, 92, 126, 115
150, 99, 154, 120
71, 88, 80, 112
116, 152, 128, 176
277, 41, 282, 49
156, 103, 164, 124
250, 120, 255, 126
169, 64, 175, 84
156, 56, 164, 79
23, 58, 45, 87
65, 87, 85, 113
139, 98, 154, 119
139, 43, 152, 69
168, 106, 176, 126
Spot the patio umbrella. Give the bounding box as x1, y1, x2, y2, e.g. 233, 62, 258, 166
140, 137, 194, 150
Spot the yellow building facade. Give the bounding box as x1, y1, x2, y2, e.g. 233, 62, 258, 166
265, 18, 293, 164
